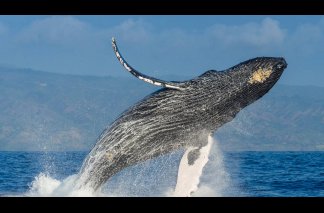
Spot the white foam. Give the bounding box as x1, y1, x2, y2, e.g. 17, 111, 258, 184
24, 136, 233, 197
26, 173, 102, 197
27, 173, 60, 196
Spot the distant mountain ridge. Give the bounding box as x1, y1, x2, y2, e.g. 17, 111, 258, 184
216, 83, 324, 151
0, 66, 323, 151
0, 66, 156, 151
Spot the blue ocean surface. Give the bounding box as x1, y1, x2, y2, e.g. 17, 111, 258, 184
0, 151, 323, 197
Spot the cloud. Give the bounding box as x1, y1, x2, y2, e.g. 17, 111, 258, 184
287, 17, 324, 55
159, 28, 196, 48
109, 19, 152, 43
292, 22, 323, 43
207, 17, 286, 47
17, 16, 89, 44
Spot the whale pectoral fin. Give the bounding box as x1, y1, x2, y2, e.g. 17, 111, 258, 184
173, 135, 214, 197
112, 37, 185, 90
187, 148, 201, 165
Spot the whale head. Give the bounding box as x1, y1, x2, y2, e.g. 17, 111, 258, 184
196, 56, 288, 127
226, 57, 287, 106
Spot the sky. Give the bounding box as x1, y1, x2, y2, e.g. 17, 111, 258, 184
0, 15, 323, 87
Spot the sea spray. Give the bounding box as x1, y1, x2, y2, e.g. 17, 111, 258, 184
27, 173, 61, 196
102, 151, 182, 196
25, 152, 181, 197
26, 173, 102, 197
25, 137, 233, 197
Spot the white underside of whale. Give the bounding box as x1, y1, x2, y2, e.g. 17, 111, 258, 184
173, 135, 213, 197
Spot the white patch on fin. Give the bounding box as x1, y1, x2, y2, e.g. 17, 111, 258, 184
165, 84, 182, 90
123, 63, 132, 72
138, 76, 154, 84
173, 135, 214, 197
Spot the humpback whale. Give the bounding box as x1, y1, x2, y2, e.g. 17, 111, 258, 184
76, 38, 287, 193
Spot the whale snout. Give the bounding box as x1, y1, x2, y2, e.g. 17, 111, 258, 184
271, 57, 287, 82
274, 57, 287, 71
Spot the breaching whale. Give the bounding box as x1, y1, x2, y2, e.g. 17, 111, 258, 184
76, 38, 287, 193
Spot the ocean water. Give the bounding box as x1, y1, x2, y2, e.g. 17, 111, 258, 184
0, 151, 323, 197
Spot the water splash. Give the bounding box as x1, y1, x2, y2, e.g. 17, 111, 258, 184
27, 173, 61, 196
25, 137, 233, 197
26, 173, 101, 197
